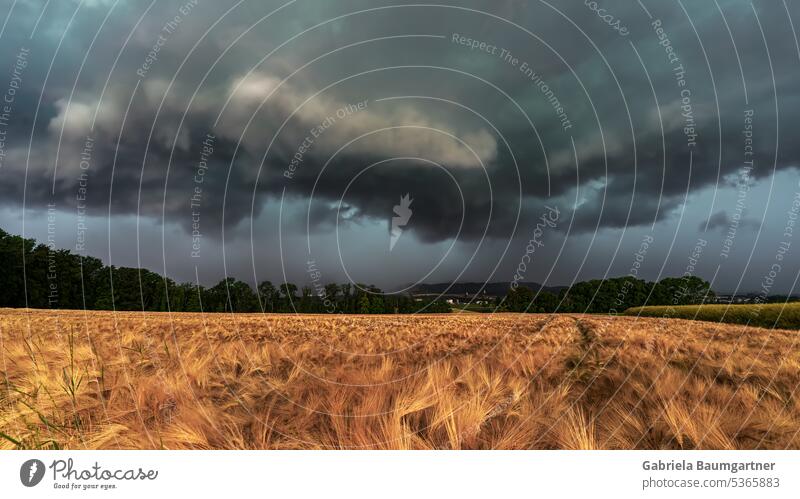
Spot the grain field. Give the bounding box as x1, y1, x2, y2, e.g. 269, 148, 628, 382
1, 309, 799, 449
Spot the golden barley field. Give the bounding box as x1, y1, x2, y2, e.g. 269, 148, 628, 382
2, 308, 800, 450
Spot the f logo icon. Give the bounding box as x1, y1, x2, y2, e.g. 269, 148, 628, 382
20, 459, 45, 487
390, 193, 413, 251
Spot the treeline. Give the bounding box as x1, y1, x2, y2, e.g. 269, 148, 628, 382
501, 276, 714, 313
0, 228, 450, 313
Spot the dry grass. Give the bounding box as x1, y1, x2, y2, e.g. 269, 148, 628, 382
1, 308, 800, 449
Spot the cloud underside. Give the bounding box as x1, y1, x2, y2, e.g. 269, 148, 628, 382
1, 0, 797, 244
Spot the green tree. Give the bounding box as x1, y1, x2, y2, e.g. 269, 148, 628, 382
505, 286, 534, 312
258, 281, 277, 312
532, 291, 559, 312
369, 294, 385, 314
324, 283, 339, 307
358, 294, 371, 314
652, 276, 713, 306
279, 283, 298, 311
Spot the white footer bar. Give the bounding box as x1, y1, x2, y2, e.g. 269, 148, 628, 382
2, 450, 797, 498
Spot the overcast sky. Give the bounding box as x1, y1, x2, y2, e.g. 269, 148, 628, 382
1, 0, 799, 294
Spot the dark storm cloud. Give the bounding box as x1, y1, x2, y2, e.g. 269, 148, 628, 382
1, 0, 798, 246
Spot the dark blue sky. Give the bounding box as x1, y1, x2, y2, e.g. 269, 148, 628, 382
1, 0, 799, 294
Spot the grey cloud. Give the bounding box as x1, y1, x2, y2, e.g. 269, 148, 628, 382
0, 0, 798, 249
701, 210, 761, 232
